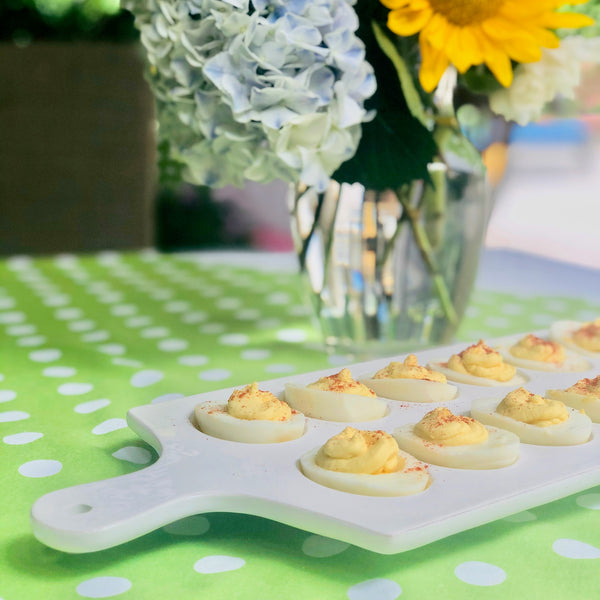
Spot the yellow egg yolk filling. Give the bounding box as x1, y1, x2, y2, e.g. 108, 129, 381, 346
315, 427, 403, 474
497, 387, 568, 426
566, 376, 600, 398
573, 319, 600, 352
227, 383, 291, 421
509, 334, 565, 363
447, 340, 516, 381
373, 354, 447, 383
414, 407, 488, 446
308, 368, 376, 397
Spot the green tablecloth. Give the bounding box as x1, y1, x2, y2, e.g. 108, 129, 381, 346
1, 250, 599, 600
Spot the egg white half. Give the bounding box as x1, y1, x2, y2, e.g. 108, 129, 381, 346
428, 361, 528, 387
299, 446, 431, 497
550, 320, 600, 358
497, 344, 590, 373
393, 424, 520, 469
358, 376, 458, 403
284, 383, 388, 422
546, 389, 600, 423
194, 400, 305, 443
470, 397, 592, 446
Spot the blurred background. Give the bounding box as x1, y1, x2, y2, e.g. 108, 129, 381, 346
0, 0, 599, 269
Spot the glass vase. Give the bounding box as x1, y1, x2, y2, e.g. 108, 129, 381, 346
288, 160, 491, 359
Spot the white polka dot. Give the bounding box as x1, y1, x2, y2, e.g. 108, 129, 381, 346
97, 292, 124, 304
97, 344, 126, 356
164, 300, 190, 313
576, 309, 598, 322
18, 459, 62, 478
68, 320, 96, 332
198, 369, 232, 382
29, 348, 62, 363
92, 418, 127, 435
199, 323, 226, 335
96, 251, 122, 265
58, 383, 93, 396
241, 349, 271, 361
0, 297, 16, 309
200, 287, 223, 298
257, 318, 281, 329
0, 390, 17, 403
454, 561, 506, 586
43, 366, 77, 378
6, 255, 33, 270
54, 254, 78, 268
544, 299, 568, 312
87, 281, 111, 293
0, 410, 30, 422
576, 493, 600, 510
347, 578, 401, 600
503, 510, 536, 523
218, 334, 249, 346
465, 306, 480, 318
178, 355, 209, 367
276, 328, 307, 343
500, 303, 523, 315
0, 311, 26, 324
74, 399, 111, 414
234, 308, 260, 321
164, 515, 210, 536
42, 295, 71, 307
193, 555, 245, 574
17, 335, 46, 347
302, 535, 349, 558
0, 374, 4, 382
265, 364, 296, 374
130, 370, 164, 388
158, 338, 189, 352
140, 326, 170, 339
54, 307, 83, 320
181, 311, 207, 324
266, 292, 291, 305
328, 354, 350, 366
552, 539, 600, 559
112, 358, 143, 368
124, 316, 152, 328
149, 289, 173, 301
112, 446, 153, 464
3, 431, 43, 445
110, 304, 138, 317
216, 297, 242, 310
81, 331, 110, 343
6, 323, 35, 336
482, 316, 509, 329
76, 576, 132, 598
531, 313, 554, 326
288, 305, 312, 317
151, 393, 185, 404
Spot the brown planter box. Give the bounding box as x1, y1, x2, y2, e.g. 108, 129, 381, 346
0, 41, 157, 255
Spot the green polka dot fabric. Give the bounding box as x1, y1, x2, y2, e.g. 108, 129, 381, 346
1, 251, 599, 600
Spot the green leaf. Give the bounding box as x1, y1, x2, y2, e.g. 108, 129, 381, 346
371, 21, 429, 128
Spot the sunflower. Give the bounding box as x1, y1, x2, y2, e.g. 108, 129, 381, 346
380, 0, 595, 92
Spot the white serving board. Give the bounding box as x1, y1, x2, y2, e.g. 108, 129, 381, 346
31, 330, 600, 554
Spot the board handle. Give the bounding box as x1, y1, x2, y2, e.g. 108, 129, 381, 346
31, 457, 207, 553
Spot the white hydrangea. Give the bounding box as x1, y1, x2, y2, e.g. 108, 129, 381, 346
122, 0, 376, 190
489, 36, 600, 126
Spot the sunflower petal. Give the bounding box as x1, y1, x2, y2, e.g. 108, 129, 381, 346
418, 37, 450, 92
541, 12, 595, 29
388, 7, 433, 37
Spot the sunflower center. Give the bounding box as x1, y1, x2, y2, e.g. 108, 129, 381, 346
429, 0, 504, 26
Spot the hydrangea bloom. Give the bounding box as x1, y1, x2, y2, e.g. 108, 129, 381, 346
489, 37, 600, 126
123, 0, 376, 190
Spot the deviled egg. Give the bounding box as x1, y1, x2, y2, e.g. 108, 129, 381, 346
429, 340, 527, 387
359, 355, 458, 403
471, 387, 592, 446
284, 368, 387, 422
498, 333, 590, 372
299, 426, 431, 496
550, 319, 600, 357
393, 407, 520, 469
547, 375, 600, 423
194, 383, 305, 443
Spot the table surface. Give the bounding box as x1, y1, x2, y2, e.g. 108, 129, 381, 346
1, 248, 599, 600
